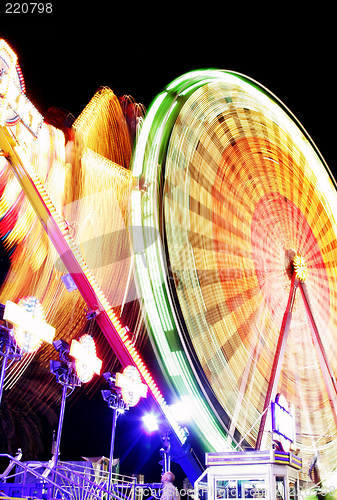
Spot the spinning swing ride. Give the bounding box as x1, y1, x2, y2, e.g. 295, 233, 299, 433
1, 39, 337, 483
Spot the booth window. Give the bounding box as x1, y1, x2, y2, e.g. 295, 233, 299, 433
289, 480, 298, 500
216, 479, 266, 499
275, 477, 285, 500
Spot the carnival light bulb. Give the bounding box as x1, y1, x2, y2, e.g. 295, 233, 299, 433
74, 334, 97, 383
121, 365, 143, 407
14, 296, 45, 353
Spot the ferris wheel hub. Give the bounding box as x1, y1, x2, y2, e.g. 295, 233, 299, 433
292, 254, 308, 282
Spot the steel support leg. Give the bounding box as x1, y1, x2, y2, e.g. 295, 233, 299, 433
255, 273, 299, 450
299, 282, 337, 426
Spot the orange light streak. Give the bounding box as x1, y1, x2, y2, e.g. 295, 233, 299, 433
0, 124, 168, 410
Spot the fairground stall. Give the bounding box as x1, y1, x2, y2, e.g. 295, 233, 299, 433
195, 451, 302, 500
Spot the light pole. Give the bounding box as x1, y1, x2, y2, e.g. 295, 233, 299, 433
50, 335, 103, 468
102, 366, 148, 495
101, 376, 128, 494
49, 339, 81, 468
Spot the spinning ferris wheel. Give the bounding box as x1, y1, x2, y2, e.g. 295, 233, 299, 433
130, 70, 337, 480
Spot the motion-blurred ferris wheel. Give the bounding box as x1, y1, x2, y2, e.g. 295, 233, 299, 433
130, 70, 337, 480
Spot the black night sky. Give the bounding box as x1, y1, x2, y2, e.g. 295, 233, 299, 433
0, 3, 335, 487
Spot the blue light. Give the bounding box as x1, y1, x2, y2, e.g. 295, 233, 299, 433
142, 413, 159, 432
271, 402, 293, 442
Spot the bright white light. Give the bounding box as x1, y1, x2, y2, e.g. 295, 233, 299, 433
142, 413, 159, 432
70, 336, 102, 377
115, 366, 147, 407
169, 401, 192, 422
116, 370, 147, 398
4, 298, 55, 351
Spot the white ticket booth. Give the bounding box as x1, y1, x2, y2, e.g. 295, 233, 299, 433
194, 450, 302, 500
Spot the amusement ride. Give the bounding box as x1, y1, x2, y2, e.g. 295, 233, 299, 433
1, 38, 337, 499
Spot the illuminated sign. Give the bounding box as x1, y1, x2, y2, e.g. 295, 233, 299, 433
4, 298, 55, 351
271, 394, 294, 443
70, 334, 102, 381
116, 365, 148, 407
0, 39, 43, 137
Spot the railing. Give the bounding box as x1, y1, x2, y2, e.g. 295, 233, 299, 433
194, 469, 208, 500
0, 454, 148, 500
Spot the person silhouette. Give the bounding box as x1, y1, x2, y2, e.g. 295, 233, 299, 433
161, 472, 180, 500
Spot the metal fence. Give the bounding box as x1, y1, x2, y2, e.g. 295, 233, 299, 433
0, 454, 147, 500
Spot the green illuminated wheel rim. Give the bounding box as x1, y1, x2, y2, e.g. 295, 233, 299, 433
131, 70, 337, 479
